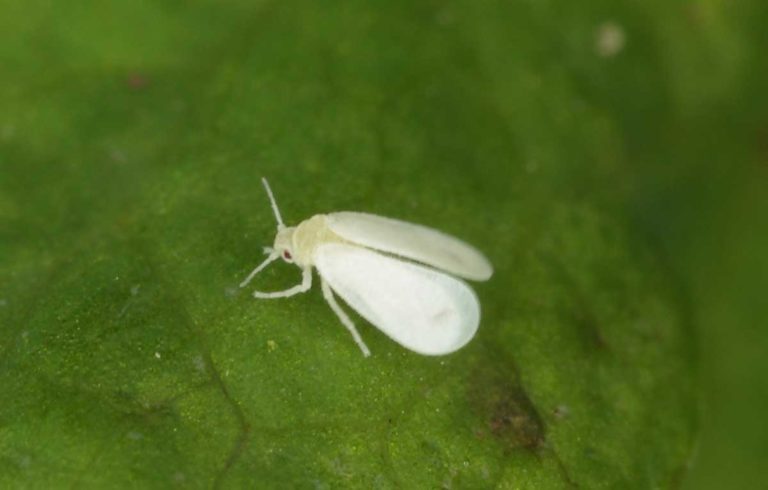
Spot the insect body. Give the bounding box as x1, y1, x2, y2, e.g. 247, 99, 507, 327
240, 178, 493, 357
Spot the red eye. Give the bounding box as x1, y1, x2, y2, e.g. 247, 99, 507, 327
283, 251, 292, 260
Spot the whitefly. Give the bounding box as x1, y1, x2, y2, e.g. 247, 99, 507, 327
240, 178, 493, 357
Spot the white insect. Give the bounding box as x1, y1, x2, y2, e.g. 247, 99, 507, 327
240, 178, 493, 357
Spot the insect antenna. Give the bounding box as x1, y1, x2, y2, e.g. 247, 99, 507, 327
261, 177, 285, 229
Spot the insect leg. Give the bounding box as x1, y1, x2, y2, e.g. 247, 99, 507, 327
252, 267, 312, 299
239, 248, 279, 288
320, 278, 371, 357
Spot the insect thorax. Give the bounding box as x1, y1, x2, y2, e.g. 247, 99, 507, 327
289, 214, 345, 266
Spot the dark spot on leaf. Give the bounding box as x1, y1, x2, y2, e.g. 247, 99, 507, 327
487, 385, 545, 450
467, 358, 546, 452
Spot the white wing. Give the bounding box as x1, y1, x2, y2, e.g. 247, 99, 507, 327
326, 212, 493, 281
314, 243, 480, 355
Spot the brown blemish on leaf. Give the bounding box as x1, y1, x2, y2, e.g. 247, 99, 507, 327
488, 384, 546, 450
468, 360, 546, 452
470, 371, 580, 488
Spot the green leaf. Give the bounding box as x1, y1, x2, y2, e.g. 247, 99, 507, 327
1, 1, 695, 488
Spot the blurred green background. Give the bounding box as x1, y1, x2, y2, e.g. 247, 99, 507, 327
1, 0, 765, 488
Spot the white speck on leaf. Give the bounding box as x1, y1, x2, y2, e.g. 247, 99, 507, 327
595, 21, 626, 58
193, 355, 206, 373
